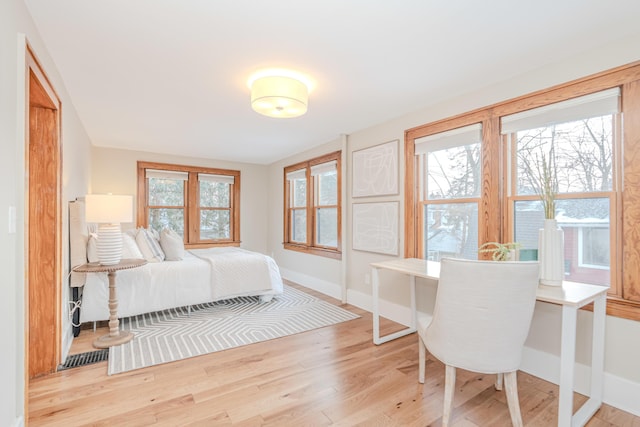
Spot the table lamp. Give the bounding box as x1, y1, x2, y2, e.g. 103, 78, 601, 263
85, 194, 133, 265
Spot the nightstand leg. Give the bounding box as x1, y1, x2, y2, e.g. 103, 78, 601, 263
107, 271, 120, 336
93, 270, 133, 348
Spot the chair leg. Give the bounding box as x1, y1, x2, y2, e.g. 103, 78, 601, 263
504, 371, 523, 427
495, 372, 503, 391
418, 336, 426, 384
442, 365, 456, 427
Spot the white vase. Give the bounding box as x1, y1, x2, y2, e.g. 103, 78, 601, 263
538, 219, 564, 286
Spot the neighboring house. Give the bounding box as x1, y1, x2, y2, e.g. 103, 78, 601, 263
517, 204, 610, 286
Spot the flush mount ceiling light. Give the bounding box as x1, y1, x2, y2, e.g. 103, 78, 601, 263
248, 70, 312, 118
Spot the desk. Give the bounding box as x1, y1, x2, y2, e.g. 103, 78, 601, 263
371, 258, 607, 427
73, 258, 147, 348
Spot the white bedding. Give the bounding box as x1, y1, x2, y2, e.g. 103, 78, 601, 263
190, 247, 281, 300
79, 248, 284, 323
70, 199, 284, 323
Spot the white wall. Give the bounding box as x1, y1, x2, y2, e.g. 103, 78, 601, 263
1, 0, 93, 425
91, 147, 270, 254
267, 33, 640, 416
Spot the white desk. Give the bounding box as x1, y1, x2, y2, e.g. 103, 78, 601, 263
371, 258, 607, 427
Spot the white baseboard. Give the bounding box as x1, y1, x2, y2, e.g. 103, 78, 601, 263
603, 373, 640, 417
345, 287, 412, 327
279, 268, 342, 300
283, 273, 640, 417
521, 347, 640, 417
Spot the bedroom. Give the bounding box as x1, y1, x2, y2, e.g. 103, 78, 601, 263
3, 1, 640, 425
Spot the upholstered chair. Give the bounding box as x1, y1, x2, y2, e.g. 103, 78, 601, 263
418, 257, 539, 427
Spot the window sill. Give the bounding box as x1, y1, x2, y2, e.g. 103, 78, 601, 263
604, 296, 640, 321
579, 295, 640, 322
283, 243, 342, 260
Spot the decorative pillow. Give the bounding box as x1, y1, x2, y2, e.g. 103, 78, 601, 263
86, 233, 99, 263
122, 232, 144, 259
124, 228, 138, 238
136, 228, 165, 262
160, 228, 184, 261
149, 227, 160, 241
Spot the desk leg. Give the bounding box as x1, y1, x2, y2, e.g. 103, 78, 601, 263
373, 267, 381, 344
571, 295, 606, 426
409, 275, 417, 331
558, 296, 606, 427
93, 271, 134, 348
558, 305, 577, 427
590, 295, 606, 405
372, 267, 417, 345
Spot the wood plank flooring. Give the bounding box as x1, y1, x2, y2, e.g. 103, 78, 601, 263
29, 284, 640, 426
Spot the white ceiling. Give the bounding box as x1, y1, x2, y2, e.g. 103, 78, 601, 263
24, 0, 640, 165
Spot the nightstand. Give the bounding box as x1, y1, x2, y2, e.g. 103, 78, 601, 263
72, 258, 147, 348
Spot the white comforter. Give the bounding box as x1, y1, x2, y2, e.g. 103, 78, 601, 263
189, 247, 277, 300
79, 248, 284, 323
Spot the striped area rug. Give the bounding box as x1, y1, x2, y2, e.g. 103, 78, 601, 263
108, 285, 359, 375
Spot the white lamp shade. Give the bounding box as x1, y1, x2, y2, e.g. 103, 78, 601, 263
85, 194, 133, 224
251, 75, 308, 118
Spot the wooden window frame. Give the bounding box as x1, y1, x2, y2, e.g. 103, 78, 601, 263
414, 126, 483, 260
405, 61, 640, 321
283, 151, 342, 259
137, 161, 240, 248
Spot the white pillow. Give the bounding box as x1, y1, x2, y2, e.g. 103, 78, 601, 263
86, 233, 98, 263
160, 228, 184, 261
124, 228, 138, 238
136, 228, 165, 262
122, 232, 144, 259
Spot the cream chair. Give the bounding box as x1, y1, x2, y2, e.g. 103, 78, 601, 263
418, 257, 539, 427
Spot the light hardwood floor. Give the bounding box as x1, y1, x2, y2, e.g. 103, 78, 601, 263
29, 284, 640, 426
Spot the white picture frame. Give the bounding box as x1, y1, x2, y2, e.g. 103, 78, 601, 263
352, 201, 399, 255
352, 140, 398, 197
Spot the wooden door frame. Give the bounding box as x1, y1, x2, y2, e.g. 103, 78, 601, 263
24, 45, 62, 379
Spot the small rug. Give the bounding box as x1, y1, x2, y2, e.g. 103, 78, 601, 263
108, 285, 359, 375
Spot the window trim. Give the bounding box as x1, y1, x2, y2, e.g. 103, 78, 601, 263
283, 151, 342, 259
137, 161, 240, 248
405, 61, 640, 321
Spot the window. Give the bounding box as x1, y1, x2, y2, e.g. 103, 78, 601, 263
405, 62, 640, 321
502, 89, 619, 289
137, 161, 240, 247
415, 124, 482, 261
198, 173, 234, 240
283, 151, 341, 259
145, 169, 188, 237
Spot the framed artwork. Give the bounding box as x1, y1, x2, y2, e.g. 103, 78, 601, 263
352, 201, 398, 255
352, 140, 398, 197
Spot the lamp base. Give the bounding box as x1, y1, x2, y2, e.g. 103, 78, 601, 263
96, 223, 123, 265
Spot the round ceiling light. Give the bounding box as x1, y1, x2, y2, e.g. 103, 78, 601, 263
248, 70, 311, 118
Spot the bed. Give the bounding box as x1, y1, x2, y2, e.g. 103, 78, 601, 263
69, 199, 284, 333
